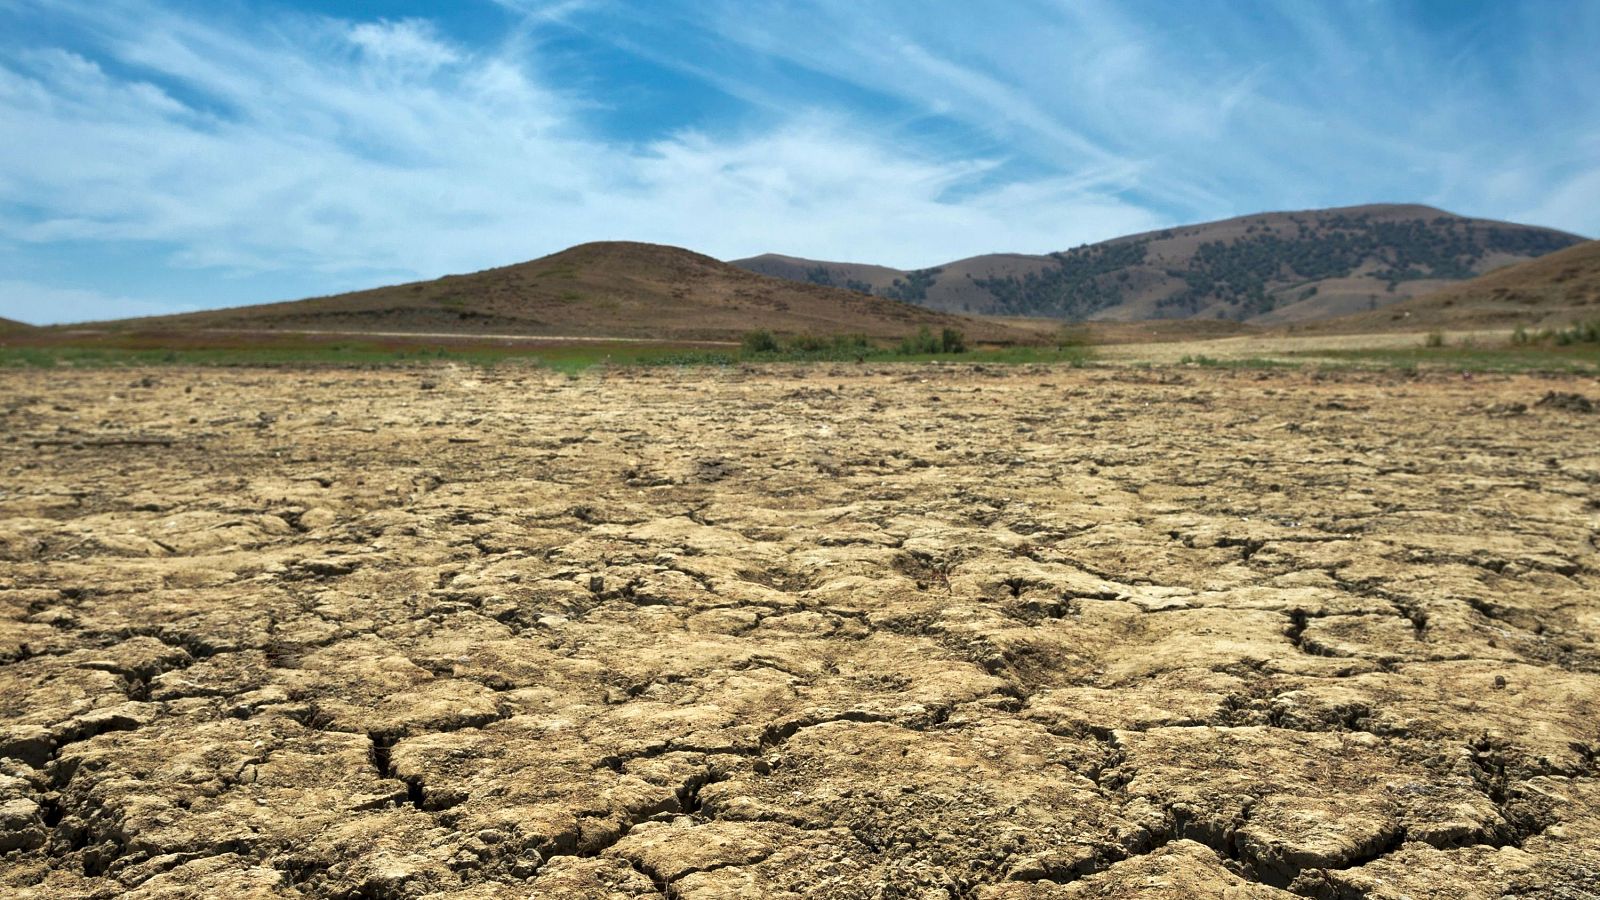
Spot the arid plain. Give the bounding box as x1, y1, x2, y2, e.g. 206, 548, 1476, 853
2, 361, 1597, 899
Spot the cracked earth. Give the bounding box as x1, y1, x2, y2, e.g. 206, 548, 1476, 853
1, 363, 1597, 899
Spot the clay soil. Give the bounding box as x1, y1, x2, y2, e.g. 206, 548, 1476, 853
2, 364, 1597, 899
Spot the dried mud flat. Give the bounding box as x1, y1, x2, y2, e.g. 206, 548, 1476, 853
1, 364, 1598, 900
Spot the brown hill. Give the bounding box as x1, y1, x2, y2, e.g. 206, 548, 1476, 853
732, 204, 1584, 324
735, 254, 906, 296
90, 242, 1028, 343
1310, 239, 1600, 333
0, 317, 33, 334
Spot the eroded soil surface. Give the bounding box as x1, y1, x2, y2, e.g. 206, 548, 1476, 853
1, 364, 1597, 899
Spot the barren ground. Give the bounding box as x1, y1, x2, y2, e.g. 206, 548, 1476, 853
1, 364, 1597, 899
1095, 331, 1505, 363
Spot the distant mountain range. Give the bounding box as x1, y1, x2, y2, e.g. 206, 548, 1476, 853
71, 241, 1034, 343
12, 205, 1588, 341
733, 204, 1585, 324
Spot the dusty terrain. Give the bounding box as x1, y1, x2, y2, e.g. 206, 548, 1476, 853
1, 363, 1597, 899
1092, 330, 1519, 365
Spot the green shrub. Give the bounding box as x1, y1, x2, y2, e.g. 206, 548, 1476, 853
1053, 325, 1089, 349
1423, 331, 1445, 348
738, 331, 876, 360
940, 327, 966, 354
741, 330, 780, 355
897, 326, 940, 355
1507, 321, 1598, 347
890, 326, 965, 355
1557, 320, 1600, 345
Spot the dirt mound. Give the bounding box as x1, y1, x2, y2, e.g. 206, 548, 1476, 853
1, 364, 1596, 897
79, 242, 1030, 343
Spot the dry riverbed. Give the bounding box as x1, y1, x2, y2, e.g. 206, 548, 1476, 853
1, 363, 1597, 899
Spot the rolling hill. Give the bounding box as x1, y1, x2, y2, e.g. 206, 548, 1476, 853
0, 317, 35, 333
88, 242, 1031, 343
733, 204, 1584, 324
1310, 239, 1600, 333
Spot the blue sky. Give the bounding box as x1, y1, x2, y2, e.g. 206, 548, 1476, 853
1, 0, 1597, 323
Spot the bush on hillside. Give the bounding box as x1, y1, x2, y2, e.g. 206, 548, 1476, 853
1510, 320, 1599, 346
893, 326, 966, 355
741, 330, 780, 354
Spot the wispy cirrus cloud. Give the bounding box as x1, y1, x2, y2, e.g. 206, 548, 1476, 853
0, 0, 1167, 322
0, 0, 1594, 324
634, 0, 1600, 229
346, 19, 462, 71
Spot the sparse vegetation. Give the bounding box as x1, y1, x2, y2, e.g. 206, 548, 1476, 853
959, 213, 1580, 322
894, 326, 966, 355
13, 325, 1595, 375
1556, 321, 1600, 345
881, 267, 943, 303
1286, 344, 1600, 374
1160, 215, 1578, 317
973, 241, 1149, 319
802, 266, 875, 294
1424, 331, 1445, 348
736, 328, 968, 361
1053, 325, 1090, 349
741, 329, 781, 354
1512, 319, 1600, 346
941, 327, 966, 354
735, 332, 871, 361
1178, 354, 1300, 369
0, 325, 1094, 371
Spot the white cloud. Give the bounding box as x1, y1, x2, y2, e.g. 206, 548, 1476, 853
0, 0, 1174, 300
0, 280, 197, 324
0, 0, 1593, 324
650, 0, 1597, 235
486, 0, 596, 25
347, 20, 461, 71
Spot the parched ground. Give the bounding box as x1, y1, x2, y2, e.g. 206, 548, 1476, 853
1, 363, 1597, 899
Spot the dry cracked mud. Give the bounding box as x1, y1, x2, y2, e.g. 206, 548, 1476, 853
1, 363, 1597, 899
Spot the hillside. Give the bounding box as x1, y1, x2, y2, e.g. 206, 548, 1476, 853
0, 317, 33, 334
735, 254, 906, 296
91, 242, 1028, 343
1310, 239, 1600, 333
732, 204, 1584, 324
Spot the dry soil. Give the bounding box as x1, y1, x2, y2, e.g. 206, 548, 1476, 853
1, 364, 1597, 899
